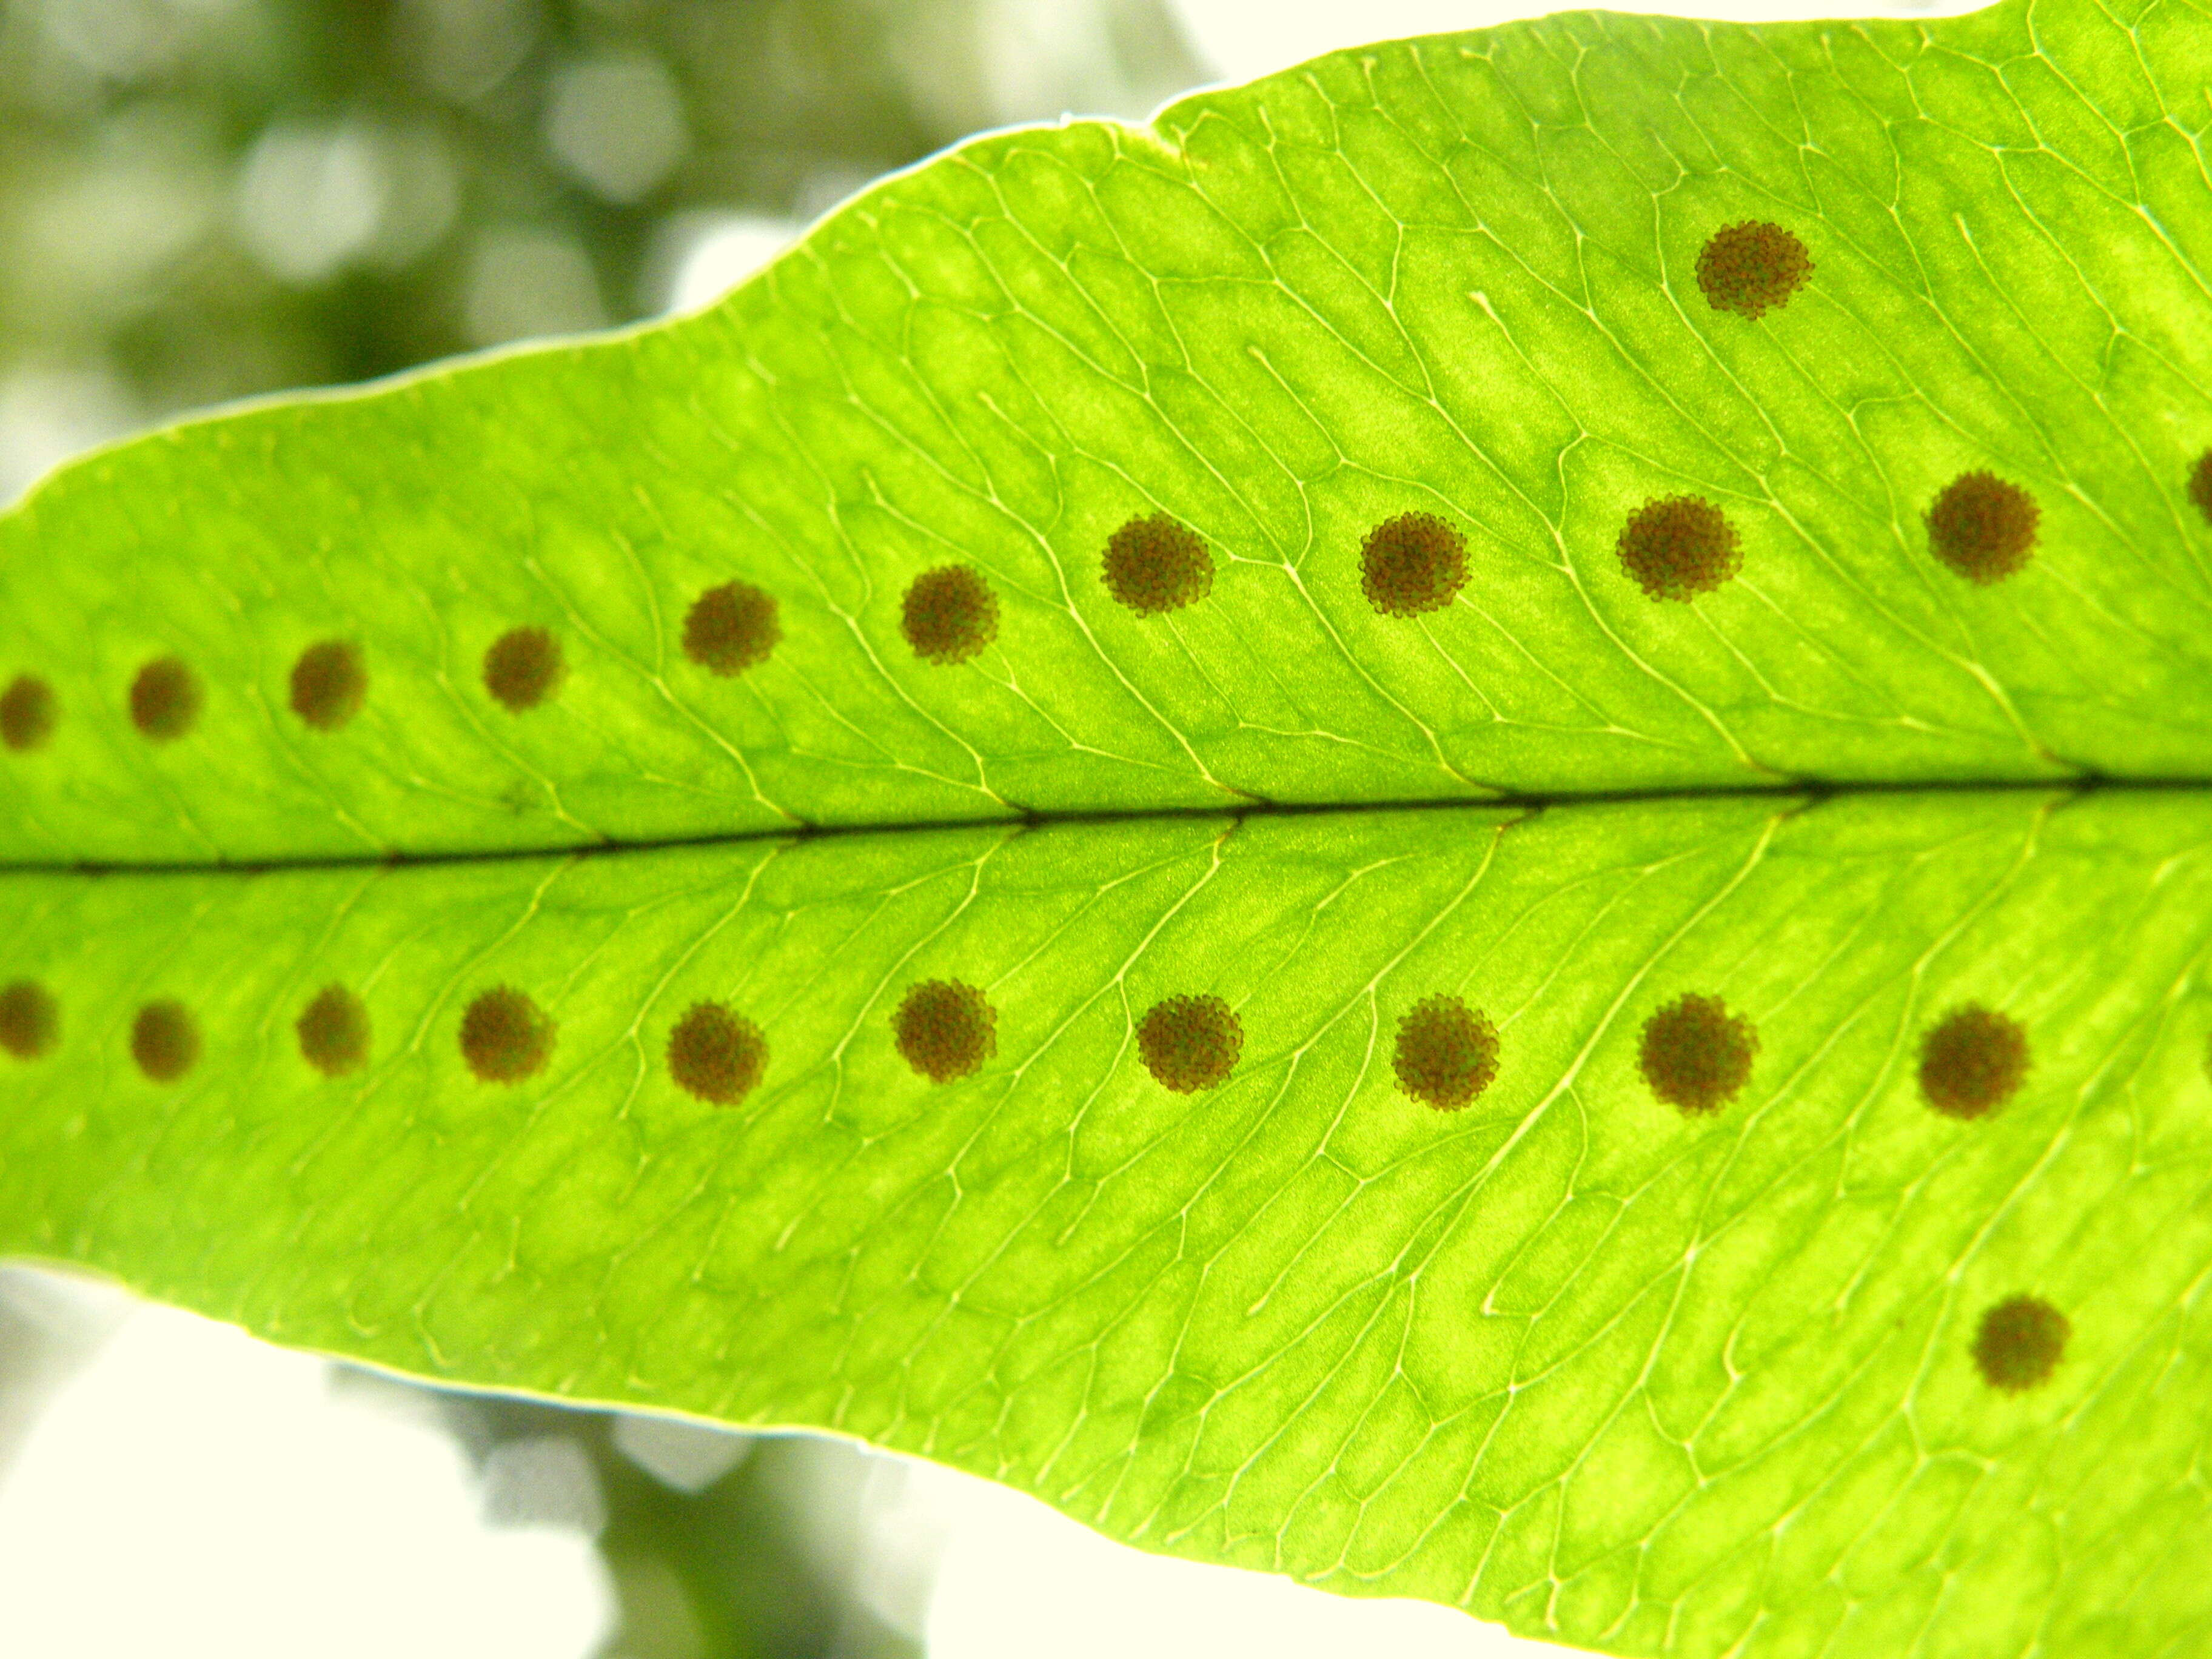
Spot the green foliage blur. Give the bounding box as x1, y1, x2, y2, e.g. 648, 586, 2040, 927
0, 0, 1204, 491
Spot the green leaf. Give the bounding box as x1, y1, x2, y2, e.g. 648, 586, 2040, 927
2, 1, 2210, 1654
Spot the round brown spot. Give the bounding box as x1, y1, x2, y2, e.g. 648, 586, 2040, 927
297, 984, 370, 1078
892, 979, 997, 1084
666, 1000, 768, 1105
289, 639, 367, 732
460, 986, 555, 1084
683, 581, 780, 677
1972, 1293, 2068, 1393
1, 675, 56, 753
129, 655, 202, 743
1925, 471, 2038, 585
132, 999, 199, 1084
483, 626, 566, 713
1617, 495, 1743, 602
1694, 221, 1814, 320
1359, 512, 1467, 617
0, 980, 59, 1061
1136, 994, 1242, 1093
900, 565, 999, 665
1102, 514, 1214, 617
1393, 994, 1500, 1111
1917, 1003, 2029, 1120
1638, 992, 1758, 1115
2190, 449, 2212, 528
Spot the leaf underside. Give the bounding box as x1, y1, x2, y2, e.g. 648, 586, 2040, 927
4, 0, 2212, 1654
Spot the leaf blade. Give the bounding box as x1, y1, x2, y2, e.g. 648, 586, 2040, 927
5, 1, 2212, 1652
5, 790, 2210, 1654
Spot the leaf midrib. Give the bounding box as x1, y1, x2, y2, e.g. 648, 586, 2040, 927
10, 771, 2208, 877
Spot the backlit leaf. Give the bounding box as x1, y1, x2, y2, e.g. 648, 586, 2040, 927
4, 1, 2211, 1652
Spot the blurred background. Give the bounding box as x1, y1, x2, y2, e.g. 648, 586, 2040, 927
0, 0, 1986, 1651
0, 1266, 1540, 1657
0, 0, 1222, 498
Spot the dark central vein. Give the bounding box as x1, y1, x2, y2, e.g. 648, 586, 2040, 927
6, 771, 2209, 879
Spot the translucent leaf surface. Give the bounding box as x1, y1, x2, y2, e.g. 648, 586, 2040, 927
2, 0, 2210, 861
3, 0, 2211, 1654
